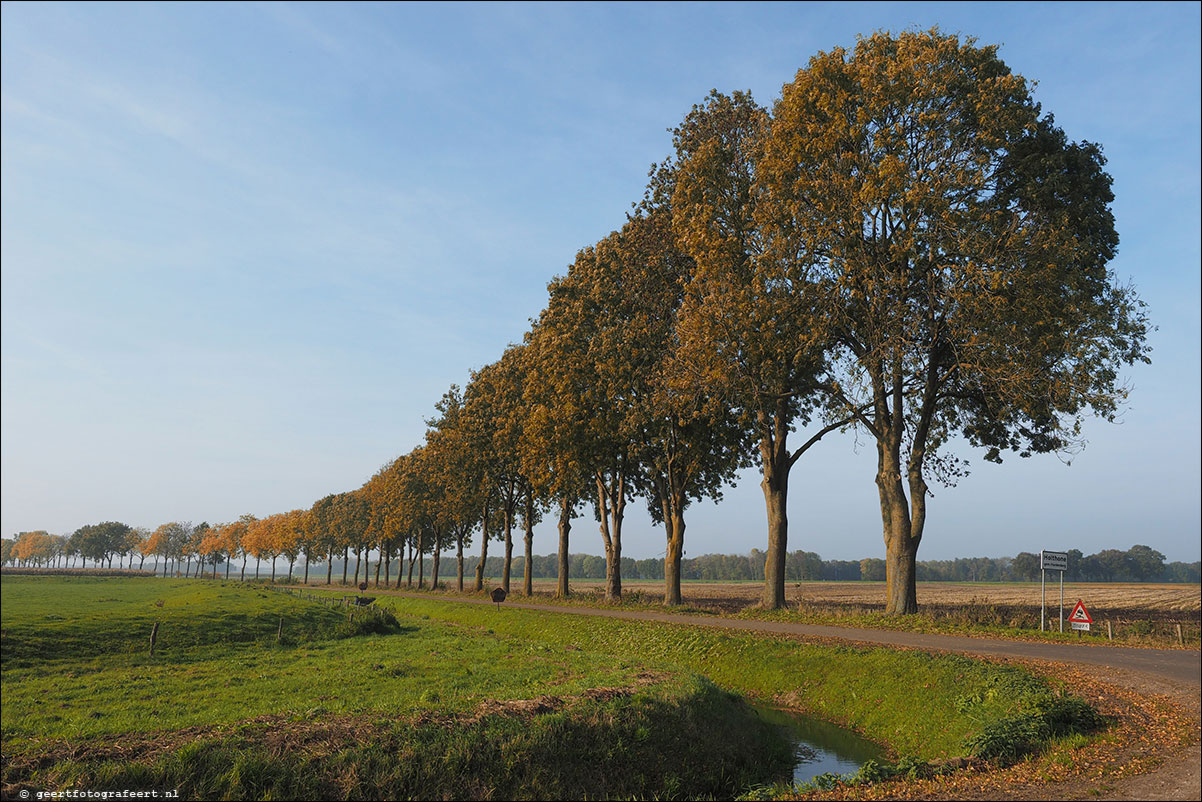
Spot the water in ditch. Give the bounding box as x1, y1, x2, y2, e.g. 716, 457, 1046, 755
754, 705, 887, 785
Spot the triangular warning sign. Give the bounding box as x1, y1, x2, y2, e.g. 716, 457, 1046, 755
1068, 600, 1093, 624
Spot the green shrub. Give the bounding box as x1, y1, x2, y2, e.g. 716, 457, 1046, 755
328, 607, 403, 639
965, 694, 1105, 761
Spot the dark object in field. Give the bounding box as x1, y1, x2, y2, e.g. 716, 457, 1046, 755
491, 587, 507, 608
353, 596, 376, 607
358, 582, 368, 592
149, 622, 160, 656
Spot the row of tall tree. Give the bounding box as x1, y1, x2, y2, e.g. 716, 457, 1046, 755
5, 523, 146, 570
351, 30, 1148, 612
2, 31, 1150, 613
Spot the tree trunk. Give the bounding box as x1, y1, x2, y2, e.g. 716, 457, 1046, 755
432, 548, 441, 590
758, 411, 792, 610
241, 555, 247, 582
760, 475, 789, 609
326, 548, 333, 585
557, 497, 572, 598
604, 535, 621, 600
418, 545, 425, 589
255, 555, 260, 580
878, 441, 921, 614
596, 471, 625, 601
502, 501, 514, 594
342, 546, 349, 585
407, 539, 415, 587
523, 492, 535, 596
374, 553, 382, 588
883, 518, 920, 614
303, 555, 310, 584
475, 498, 492, 591
271, 555, 276, 583
456, 531, 465, 592
384, 543, 392, 587
664, 506, 686, 607
353, 547, 361, 585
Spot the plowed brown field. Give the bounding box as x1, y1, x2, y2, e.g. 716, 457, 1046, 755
528, 579, 1201, 617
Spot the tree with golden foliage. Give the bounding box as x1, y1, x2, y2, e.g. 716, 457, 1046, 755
533, 236, 644, 600
198, 524, 226, 578
243, 515, 281, 581
143, 523, 172, 575
14, 530, 56, 566
309, 495, 341, 585
128, 527, 150, 571
466, 345, 547, 596
755, 30, 1148, 613
363, 456, 409, 588
518, 325, 590, 599
275, 510, 306, 582
666, 90, 854, 610
424, 386, 485, 592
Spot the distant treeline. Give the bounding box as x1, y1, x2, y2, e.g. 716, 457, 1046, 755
7, 539, 1196, 585
381, 544, 1199, 584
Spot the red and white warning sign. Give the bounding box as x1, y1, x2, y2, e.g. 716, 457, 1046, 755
1068, 600, 1092, 631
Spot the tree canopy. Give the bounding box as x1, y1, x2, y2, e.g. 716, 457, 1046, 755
753, 30, 1148, 611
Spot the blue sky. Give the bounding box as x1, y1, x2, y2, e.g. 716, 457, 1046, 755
2, 2, 1199, 562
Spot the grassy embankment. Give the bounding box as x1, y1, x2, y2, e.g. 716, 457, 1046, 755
363, 594, 1103, 761
3, 576, 1103, 799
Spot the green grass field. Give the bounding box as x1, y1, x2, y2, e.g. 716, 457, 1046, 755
363, 593, 1102, 761
1, 576, 1105, 800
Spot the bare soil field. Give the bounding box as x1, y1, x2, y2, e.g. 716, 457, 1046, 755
534, 579, 1200, 614
515, 579, 1201, 646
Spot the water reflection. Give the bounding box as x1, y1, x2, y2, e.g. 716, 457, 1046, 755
754, 706, 886, 785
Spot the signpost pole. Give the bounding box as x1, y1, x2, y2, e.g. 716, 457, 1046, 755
1059, 571, 1064, 633
1039, 551, 1068, 634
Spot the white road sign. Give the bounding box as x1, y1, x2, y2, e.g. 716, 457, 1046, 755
1041, 550, 1068, 571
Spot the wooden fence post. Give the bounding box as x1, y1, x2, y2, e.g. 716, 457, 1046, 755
1177, 624, 1184, 646
149, 622, 160, 656
1106, 620, 1112, 641
277, 616, 284, 643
